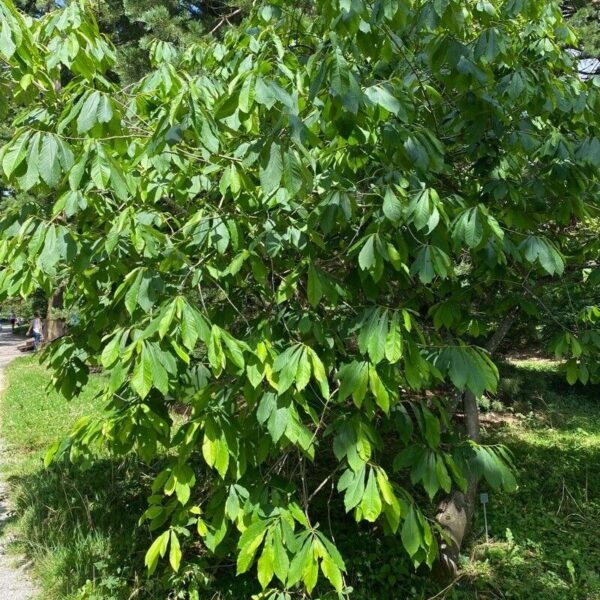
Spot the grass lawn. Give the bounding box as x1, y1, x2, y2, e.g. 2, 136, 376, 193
0, 355, 599, 599
323, 360, 600, 600
1, 356, 105, 460
0, 356, 160, 600
432, 360, 600, 600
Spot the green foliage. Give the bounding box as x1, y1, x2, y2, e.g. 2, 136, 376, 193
348, 361, 600, 599
567, 1, 600, 57
13, 0, 247, 83
0, 0, 600, 596
0, 293, 37, 320
1, 357, 214, 599
496, 375, 523, 403
5, 345, 599, 599
93, 0, 243, 83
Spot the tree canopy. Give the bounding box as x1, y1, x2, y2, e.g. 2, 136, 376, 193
14, 0, 246, 81
1, 0, 600, 597
565, 1, 600, 57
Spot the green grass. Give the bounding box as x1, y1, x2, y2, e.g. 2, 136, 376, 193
1, 356, 599, 599
1, 357, 105, 457
455, 363, 599, 600
0, 357, 162, 600
341, 361, 600, 599
463, 363, 600, 600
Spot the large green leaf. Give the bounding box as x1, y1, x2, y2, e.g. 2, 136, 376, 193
259, 141, 283, 198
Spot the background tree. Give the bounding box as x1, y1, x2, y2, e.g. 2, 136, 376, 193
92, 0, 247, 82
565, 1, 600, 56
15, 0, 249, 81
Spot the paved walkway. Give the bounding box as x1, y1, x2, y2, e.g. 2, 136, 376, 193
0, 329, 38, 599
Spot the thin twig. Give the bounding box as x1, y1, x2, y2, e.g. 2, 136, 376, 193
209, 8, 243, 35
427, 574, 464, 600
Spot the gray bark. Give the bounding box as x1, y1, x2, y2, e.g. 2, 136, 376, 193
45, 287, 66, 344
435, 313, 516, 578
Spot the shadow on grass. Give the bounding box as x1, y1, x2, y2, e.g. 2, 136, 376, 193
459, 373, 600, 600
340, 365, 600, 600
3, 358, 599, 600
5, 456, 163, 600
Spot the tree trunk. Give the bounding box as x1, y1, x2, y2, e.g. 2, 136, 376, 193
44, 286, 66, 344
435, 313, 516, 578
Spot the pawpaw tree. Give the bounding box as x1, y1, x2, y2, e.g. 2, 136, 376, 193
0, 0, 599, 596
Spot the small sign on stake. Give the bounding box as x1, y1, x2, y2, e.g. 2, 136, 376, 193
480, 492, 489, 542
